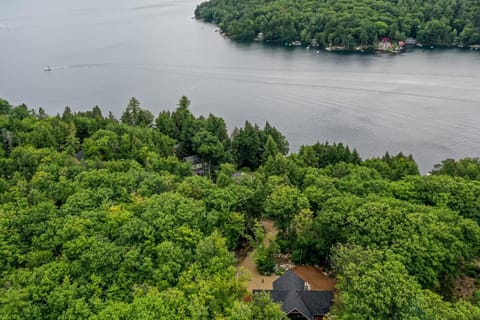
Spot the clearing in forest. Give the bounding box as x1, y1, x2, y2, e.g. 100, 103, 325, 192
237, 220, 279, 291
237, 220, 336, 293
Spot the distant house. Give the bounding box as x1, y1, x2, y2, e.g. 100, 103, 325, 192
75, 150, 84, 161
183, 155, 206, 175
255, 32, 264, 41
254, 268, 334, 320
232, 171, 253, 179
378, 36, 392, 50
405, 37, 417, 45
232, 171, 245, 178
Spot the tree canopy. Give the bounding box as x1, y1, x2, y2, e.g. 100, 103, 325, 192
0, 96, 479, 319
195, 0, 480, 49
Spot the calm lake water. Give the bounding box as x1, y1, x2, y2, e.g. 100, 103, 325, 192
1, 0, 479, 172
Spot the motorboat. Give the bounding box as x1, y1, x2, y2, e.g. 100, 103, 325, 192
44, 66, 52, 71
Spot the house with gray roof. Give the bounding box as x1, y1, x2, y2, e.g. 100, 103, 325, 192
254, 270, 334, 320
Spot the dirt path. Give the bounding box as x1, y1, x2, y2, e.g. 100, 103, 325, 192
237, 220, 279, 291
261, 220, 277, 246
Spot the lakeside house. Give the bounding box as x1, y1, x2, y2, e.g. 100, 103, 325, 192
378, 37, 392, 50
377, 37, 405, 53
254, 266, 335, 320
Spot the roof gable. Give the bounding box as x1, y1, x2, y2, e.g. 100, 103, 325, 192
282, 290, 312, 319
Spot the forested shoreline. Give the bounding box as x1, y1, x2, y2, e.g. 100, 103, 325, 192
195, 0, 480, 50
1, 96, 480, 319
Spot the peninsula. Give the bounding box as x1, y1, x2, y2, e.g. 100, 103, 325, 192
195, 0, 480, 52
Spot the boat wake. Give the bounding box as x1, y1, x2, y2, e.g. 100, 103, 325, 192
43, 66, 66, 71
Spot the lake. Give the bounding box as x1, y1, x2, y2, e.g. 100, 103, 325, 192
1, 0, 479, 173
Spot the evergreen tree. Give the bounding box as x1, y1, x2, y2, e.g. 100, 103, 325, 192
262, 135, 280, 163
121, 97, 154, 127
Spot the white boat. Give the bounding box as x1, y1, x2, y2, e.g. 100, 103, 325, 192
44, 66, 52, 71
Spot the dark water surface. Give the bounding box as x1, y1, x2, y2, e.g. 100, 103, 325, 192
1, 0, 479, 172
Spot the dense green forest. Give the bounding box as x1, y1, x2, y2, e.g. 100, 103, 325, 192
1, 96, 480, 319
195, 0, 480, 49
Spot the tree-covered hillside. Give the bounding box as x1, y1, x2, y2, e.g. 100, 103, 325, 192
1, 96, 480, 319
195, 0, 480, 49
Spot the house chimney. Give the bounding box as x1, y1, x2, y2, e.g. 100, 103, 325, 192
304, 282, 311, 291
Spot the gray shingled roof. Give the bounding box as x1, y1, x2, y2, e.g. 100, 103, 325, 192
298, 291, 334, 316
256, 270, 334, 320
280, 290, 313, 319
273, 270, 305, 291
270, 290, 288, 302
